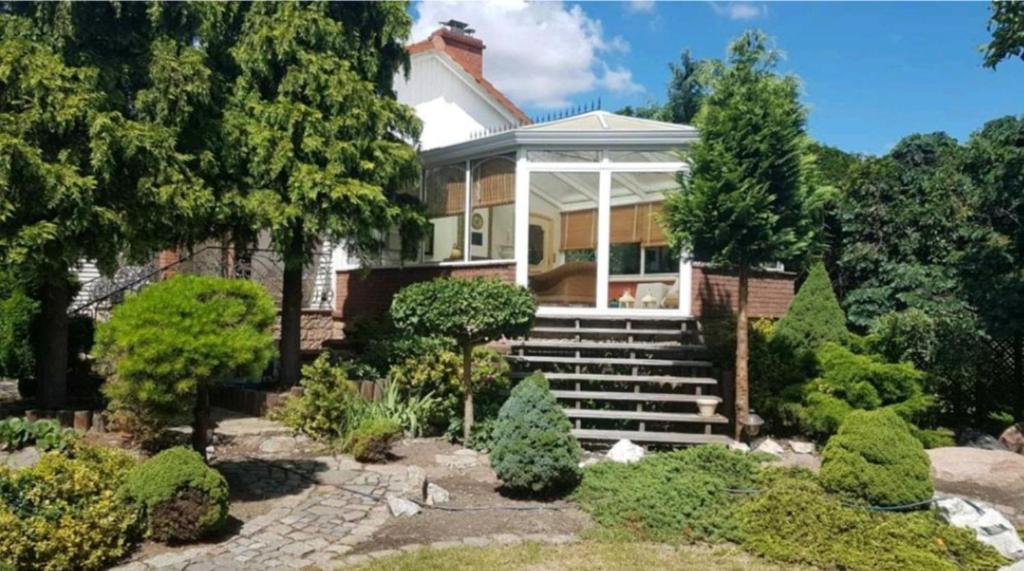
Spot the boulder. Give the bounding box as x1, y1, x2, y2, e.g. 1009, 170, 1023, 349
405, 465, 428, 501
1000, 424, 1024, 454
752, 437, 785, 457
958, 428, 1007, 451
435, 453, 477, 469
425, 482, 450, 506
789, 440, 815, 455
578, 456, 602, 468
3, 447, 41, 470
606, 439, 645, 464
936, 496, 1024, 560
728, 441, 751, 453
386, 493, 421, 517
928, 447, 1024, 522
1001, 560, 1024, 571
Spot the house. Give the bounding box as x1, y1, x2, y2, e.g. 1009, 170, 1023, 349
333, 21, 795, 325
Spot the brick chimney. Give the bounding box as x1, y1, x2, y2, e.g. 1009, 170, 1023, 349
434, 19, 485, 76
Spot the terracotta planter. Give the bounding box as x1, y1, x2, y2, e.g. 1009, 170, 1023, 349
696, 397, 719, 418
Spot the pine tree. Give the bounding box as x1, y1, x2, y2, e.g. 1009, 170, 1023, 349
774, 262, 847, 353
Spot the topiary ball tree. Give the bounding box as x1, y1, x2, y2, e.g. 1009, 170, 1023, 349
391, 277, 535, 440
773, 261, 847, 354
490, 374, 582, 495
819, 408, 933, 506
120, 446, 230, 542
96, 276, 276, 456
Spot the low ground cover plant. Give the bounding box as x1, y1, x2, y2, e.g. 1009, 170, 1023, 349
740, 468, 1005, 571
345, 418, 403, 463
490, 374, 581, 495
820, 408, 934, 506
0, 418, 76, 452
573, 445, 761, 543
120, 446, 230, 542
0, 445, 141, 570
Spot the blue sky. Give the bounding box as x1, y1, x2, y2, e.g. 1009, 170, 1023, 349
411, 1, 1023, 156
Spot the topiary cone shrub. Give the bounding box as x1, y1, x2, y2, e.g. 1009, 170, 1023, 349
490, 374, 582, 495
773, 261, 848, 354
819, 408, 933, 506
120, 447, 230, 543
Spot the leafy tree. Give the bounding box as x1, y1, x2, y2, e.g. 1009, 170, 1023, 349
222, 2, 423, 386
0, 3, 211, 407
774, 261, 848, 354
95, 276, 276, 455
983, 0, 1024, 69
390, 277, 536, 439
617, 49, 705, 124
838, 133, 970, 328
803, 142, 860, 293
662, 31, 811, 439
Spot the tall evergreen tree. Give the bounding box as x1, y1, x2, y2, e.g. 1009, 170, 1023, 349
223, 3, 421, 386
664, 49, 706, 125
662, 31, 811, 439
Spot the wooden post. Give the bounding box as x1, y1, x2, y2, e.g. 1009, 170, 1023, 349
56, 410, 73, 428
91, 411, 106, 433
73, 410, 91, 432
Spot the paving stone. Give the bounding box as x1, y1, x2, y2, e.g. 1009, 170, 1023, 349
462, 536, 491, 546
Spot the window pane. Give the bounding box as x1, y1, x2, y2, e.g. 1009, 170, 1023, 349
644, 246, 679, 274
470, 155, 516, 261
609, 243, 640, 275
607, 149, 682, 162
424, 164, 466, 262
528, 172, 599, 307
527, 149, 600, 163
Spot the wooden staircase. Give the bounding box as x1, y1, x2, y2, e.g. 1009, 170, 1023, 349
507, 314, 734, 446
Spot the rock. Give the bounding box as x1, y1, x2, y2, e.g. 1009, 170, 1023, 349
435, 454, 477, 469
936, 496, 1024, 560
928, 447, 1024, 524
425, 482, 450, 506
454, 448, 478, 457
405, 466, 427, 501
259, 435, 300, 454
4, 446, 41, 469
386, 494, 421, 517
789, 440, 815, 455
752, 437, 785, 457
1000, 424, 1024, 454
205, 445, 216, 462
728, 441, 751, 453
958, 428, 1007, 451
578, 457, 602, 468
1001, 560, 1024, 571
606, 439, 645, 464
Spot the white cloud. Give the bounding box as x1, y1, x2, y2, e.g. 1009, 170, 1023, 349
412, 1, 638, 109
709, 2, 767, 21
627, 0, 656, 13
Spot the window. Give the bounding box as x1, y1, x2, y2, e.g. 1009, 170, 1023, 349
470, 155, 516, 261
609, 243, 641, 275
527, 150, 600, 163
607, 149, 682, 163
644, 246, 679, 274
423, 164, 466, 262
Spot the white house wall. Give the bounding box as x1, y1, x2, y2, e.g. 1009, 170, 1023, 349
395, 54, 513, 151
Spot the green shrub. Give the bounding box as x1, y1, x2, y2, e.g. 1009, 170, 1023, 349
272, 353, 361, 441
344, 418, 402, 463
490, 374, 581, 495
574, 445, 762, 543
96, 276, 275, 452
0, 418, 76, 452
0, 445, 141, 570
773, 262, 848, 354
912, 426, 956, 449
391, 277, 535, 439
820, 409, 933, 506
0, 276, 37, 381
740, 470, 1006, 571
120, 447, 229, 542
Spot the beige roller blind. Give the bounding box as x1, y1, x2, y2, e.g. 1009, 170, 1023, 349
610, 204, 641, 244
560, 209, 597, 250
644, 201, 668, 246
425, 166, 466, 216
472, 158, 515, 208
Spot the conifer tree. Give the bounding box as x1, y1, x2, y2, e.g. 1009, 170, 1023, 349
774, 261, 847, 353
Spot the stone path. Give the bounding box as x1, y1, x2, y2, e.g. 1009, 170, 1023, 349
115, 455, 416, 571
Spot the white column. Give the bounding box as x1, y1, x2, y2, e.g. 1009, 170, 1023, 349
679, 255, 693, 316
513, 149, 530, 286
596, 168, 611, 309
463, 160, 472, 262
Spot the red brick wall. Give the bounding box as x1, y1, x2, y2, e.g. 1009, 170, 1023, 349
690, 265, 795, 319
336, 262, 516, 320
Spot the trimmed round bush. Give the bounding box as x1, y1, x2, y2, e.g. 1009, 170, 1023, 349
819, 408, 933, 506
490, 374, 581, 494
574, 445, 761, 543
345, 418, 402, 463
120, 447, 229, 542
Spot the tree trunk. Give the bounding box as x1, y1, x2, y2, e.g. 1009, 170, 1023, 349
279, 230, 304, 387
192, 383, 211, 459
38, 276, 71, 409
734, 266, 750, 441
462, 344, 474, 442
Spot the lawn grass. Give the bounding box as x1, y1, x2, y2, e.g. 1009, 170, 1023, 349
345, 541, 813, 570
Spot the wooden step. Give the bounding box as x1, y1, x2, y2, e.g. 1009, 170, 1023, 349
507, 355, 713, 368
512, 372, 717, 385
572, 428, 733, 445
531, 326, 684, 337
563, 408, 729, 424
551, 390, 721, 403
513, 339, 705, 352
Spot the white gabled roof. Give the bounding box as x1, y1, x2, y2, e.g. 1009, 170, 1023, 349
523, 111, 697, 133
